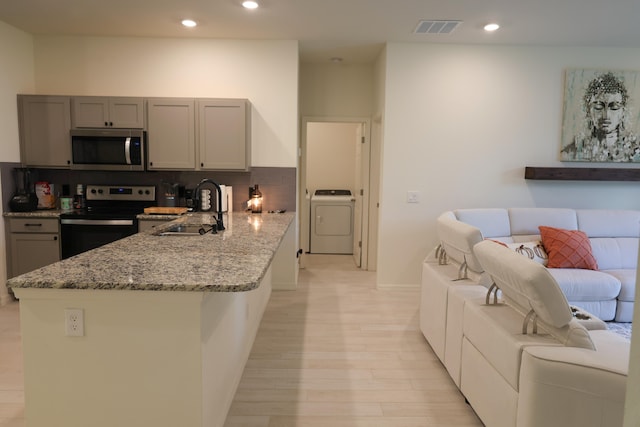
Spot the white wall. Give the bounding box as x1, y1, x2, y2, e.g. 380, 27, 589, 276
378, 43, 640, 287
306, 122, 359, 193
0, 22, 34, 162
0, 21, 35, 304
31, 35, 298, 168
369, 48, 387, 272
299, 63, 373, 117
299, 62, 375, 264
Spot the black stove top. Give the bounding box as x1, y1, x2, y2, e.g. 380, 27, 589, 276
60, 184, 156, 220
60, 207, 152, 220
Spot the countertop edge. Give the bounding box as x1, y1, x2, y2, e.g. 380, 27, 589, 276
4, 210, 65, 218
7, 212, 294, 293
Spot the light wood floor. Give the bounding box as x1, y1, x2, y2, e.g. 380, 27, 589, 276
0, 254, 482, 427
224, 254, 482, 427
0, 299, 22, 427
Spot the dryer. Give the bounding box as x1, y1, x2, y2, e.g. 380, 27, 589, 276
310, 189, 355, 254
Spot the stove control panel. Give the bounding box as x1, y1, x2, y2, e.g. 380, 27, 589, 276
85, 185, 156, 202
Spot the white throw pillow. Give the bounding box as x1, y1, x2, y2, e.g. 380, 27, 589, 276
506, 241, 548, 266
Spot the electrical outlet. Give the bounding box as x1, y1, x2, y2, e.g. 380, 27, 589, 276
65, 308, 84, 337
407, 191, 420, 203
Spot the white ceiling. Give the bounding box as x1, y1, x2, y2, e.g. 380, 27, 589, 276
1, 0, 640, 63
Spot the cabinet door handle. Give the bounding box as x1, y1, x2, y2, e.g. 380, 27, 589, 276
24, 223, 43, 227
53, 236, 58, 241
104, 121, 109, 126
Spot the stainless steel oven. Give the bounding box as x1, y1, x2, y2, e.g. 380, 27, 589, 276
60, 218, 139, 259
60, 185, 155, 259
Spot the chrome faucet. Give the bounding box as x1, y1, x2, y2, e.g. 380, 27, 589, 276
194, 179, 225, 231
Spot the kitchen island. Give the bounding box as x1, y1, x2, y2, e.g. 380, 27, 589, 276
8, 211, 296, 427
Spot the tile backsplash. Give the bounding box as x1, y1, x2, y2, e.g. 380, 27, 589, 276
0, 163, 296, 214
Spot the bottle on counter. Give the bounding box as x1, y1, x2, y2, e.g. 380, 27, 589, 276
73, 184, 85, 209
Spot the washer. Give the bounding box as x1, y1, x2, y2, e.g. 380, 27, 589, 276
310, 189, 355, 254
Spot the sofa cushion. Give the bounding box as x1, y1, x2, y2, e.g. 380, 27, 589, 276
602, 269, 636, 302
616, 301, 635, 323
454, 208, 511, 238
547, 269, 622, 301
577, 209, 640, 238
539, 226, 598, 270
509, 208, 577, 236
590, 237, 639, 270
567, 300, 617, 321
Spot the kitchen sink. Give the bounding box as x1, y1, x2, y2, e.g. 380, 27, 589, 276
154, 224, 216, 236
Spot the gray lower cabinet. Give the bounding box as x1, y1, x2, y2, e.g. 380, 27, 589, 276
198, 99, 251, 171
72, 96, 145, 128
18, 95, 72, 168
6, 217, 61, 278
147, 98, 196, 170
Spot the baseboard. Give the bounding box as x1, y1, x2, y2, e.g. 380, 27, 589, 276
0, 293, 14, 306
376, 283, 420, 290
272, 282, 298, 291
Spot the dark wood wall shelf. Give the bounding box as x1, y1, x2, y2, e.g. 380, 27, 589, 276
525, 166, 640, 181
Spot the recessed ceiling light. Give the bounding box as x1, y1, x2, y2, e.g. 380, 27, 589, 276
484, 23, 500, 32
242, 1, 259, 9
182, 19, 197, 28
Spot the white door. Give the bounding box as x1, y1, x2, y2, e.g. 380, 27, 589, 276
353, 124, 364, 267
299, 117, 372, 269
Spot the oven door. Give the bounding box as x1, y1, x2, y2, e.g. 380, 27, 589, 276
60, 218, 138, 259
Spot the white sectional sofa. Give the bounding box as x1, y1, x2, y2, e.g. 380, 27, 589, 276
421, 236, 631, 427
436, 208, 640, 322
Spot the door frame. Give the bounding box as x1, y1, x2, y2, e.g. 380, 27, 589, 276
299, 116, 372, 270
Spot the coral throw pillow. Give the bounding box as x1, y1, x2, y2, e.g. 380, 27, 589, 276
539, 226, 598, 270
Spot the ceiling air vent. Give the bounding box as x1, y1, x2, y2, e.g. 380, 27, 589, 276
414, 20, 461, 34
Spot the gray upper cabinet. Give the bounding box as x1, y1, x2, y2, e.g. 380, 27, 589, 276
147, 98, 196, 170
18, 95, 72, 168
17, 94, 250, 171
197, 99, 251, 171
72, 96, 145, 128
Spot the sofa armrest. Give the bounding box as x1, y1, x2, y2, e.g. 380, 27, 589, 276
437, 213, 485, 272
517, 331, 629, 427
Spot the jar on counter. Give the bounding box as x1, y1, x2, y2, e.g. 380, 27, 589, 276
73, 184, 85, 209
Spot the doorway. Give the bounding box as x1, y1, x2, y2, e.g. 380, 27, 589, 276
299, 117, 372, 270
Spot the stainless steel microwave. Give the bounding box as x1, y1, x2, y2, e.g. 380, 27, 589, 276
70, 129, 145, 171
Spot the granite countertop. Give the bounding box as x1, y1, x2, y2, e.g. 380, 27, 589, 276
4, 209, 67, 218
5, 211, 186, 220
8, 212, 295, 293
137, 213, 184, 221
